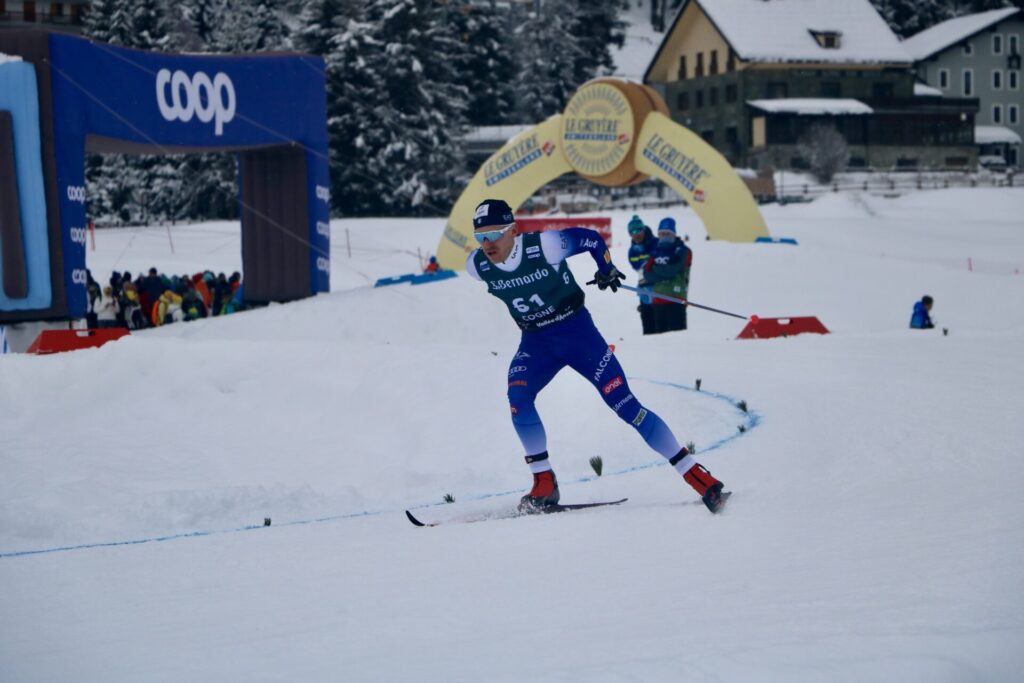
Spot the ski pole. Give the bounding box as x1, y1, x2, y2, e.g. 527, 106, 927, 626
618, 284, 750, 320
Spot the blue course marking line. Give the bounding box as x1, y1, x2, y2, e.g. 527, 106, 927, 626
0, 379, 759, 560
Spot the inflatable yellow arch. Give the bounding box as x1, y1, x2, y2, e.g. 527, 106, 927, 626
436, 78, 769, 269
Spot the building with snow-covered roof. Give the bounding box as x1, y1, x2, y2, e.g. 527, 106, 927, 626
902, 8, 1022, 168
0, 1, 89, 33
643, 0, 979, 172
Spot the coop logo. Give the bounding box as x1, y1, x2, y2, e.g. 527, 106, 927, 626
316, 185, 330, 204
156, 69, 236, 136
66, 185, 86, 203
71, 269, 88, 286
69, 226, 88, 246
316, 221, 330, 237
316, 257, 330, 273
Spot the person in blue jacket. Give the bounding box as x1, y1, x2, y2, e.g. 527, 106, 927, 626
642, 217, 691, 333
466, 199, 727, 514
910, 295, 934, 329
626, 215, 658, 335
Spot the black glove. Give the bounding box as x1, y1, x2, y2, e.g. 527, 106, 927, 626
586, 265, 626, 292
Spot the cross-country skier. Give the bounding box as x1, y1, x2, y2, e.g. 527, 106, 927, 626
465, 198, 728, 514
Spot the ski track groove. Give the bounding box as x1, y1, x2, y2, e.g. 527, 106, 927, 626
0, 378, 758, 559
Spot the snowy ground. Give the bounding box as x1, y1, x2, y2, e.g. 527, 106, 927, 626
2, 188, 1024, 681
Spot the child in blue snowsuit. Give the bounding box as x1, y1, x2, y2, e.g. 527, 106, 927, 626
466, 199, 727, 514
909, 295, 934, 329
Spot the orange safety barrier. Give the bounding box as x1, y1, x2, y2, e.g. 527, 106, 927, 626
736, 316, 829, 340
26, 328, 130, 355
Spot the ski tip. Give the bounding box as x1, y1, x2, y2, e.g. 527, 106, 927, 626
405, 510, 426, 527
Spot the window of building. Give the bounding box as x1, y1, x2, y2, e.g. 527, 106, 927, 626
938, 69, 949, 89
945, 156, 968, 167
752, 117, 766, 148
24, 1, 36, 21
896, 158, 918, 169
50, 3, 64, 18
1009, 104, 1019, 125
963, 69, 974, 96
848, 157, 867, 168
993, 34, 1003, 55
767, 82, 788, 98
810, 30, 842, 49
709, 50, 719, 75
727, 49, 736, 73
0, 0, 7, 13
725, 84, 737, 103
820, 82, 841, 97
962, 42, 974, 56
993, 104, 1003, 124
696, 52, 704, 78
1010, 34, 1019, 55
695, 90, 704, 108
993, 69, 1003, 90
678, 55, 687, 80
677, 91, 690, 111
1009, 70, 1019, 90
872, 82, 894, 99
709, 87, 718, 105
701, 130, 715, 144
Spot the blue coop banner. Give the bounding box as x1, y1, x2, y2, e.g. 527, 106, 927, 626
0, 31, 330, 323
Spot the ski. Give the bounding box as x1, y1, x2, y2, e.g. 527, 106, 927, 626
405, 498, 628, 527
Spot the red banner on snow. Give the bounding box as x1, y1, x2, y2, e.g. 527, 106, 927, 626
515, 217, 612, 248
736, 316, 829, 340
27, 328, 130, 355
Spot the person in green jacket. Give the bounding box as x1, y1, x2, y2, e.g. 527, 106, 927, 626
641, 217, 691, 333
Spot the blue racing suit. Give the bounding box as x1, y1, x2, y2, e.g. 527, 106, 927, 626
467, 229, 682, 460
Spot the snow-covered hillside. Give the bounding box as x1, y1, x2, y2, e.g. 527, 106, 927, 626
2, 189, 1024, 681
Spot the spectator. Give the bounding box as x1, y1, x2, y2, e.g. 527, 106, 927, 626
151, 290, 184, 327
212, 273, 231, 315
85, 269, 101, 328
642, 217, 691, 334
120, 283, 147, 330
182, 288, 207, 321
193, 273, 213, 309
910, 295, 935, 329
626, 215, 657, 335
96, 286, 119, 328
139, 267, 164, 317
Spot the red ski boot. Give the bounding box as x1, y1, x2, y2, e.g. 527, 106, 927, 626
683, 464, 728, 514
519, 470, 560, 512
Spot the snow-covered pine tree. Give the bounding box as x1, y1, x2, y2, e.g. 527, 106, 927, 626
173, 0, 227, 51
511, 0, 585, 123
296, 0, 356, 57
871, 0, 1017, 38
569, 0, 628, 85
216, 0, 291, 53
325, 0, 469, 216
450, 3, 519, 126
